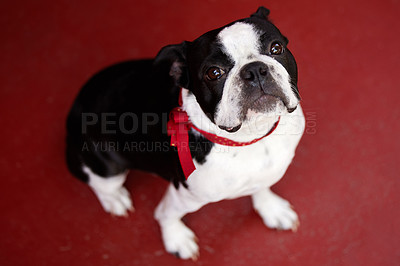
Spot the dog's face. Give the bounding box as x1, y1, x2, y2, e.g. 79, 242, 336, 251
156, 7, 300, 133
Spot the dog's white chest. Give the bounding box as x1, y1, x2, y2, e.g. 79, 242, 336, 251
188, 141, 287, 201
187, 107, 305, 202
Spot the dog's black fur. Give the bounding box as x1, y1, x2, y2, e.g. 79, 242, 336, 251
66, 59, 214, 188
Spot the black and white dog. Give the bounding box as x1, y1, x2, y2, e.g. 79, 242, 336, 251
66, 6, 305, 260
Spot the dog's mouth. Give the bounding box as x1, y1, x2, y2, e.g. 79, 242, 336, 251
215, 95, 292, 133
251, 94, 297, 114
214, 93, 296, 134
254, 94, 282, 110
218, 124, 242, 133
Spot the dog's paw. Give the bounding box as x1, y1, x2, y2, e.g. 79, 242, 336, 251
253, 192, 299, 232
95, 187, 134, 217
160, 220, 199, 260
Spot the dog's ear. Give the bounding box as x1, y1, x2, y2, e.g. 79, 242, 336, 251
251, 6, 270, 20
154, 42, 189, 88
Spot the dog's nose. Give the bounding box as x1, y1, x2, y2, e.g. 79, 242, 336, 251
240, 61, 269, 85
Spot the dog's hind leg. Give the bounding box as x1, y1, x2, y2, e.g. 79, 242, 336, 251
66, 136, 134, 217
82, 165, 134, 217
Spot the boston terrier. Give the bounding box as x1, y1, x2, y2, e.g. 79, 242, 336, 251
66, 6, 305, 260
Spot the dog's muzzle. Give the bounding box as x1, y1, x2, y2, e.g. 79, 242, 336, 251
240, 61, 293, 112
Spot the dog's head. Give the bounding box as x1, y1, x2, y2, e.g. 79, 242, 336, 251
156, 7, 300, 133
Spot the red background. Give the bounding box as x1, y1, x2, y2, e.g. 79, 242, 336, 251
1, 0, 399, 265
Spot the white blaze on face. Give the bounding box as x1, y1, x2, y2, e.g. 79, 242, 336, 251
218, 22, 261, 64
214, 22, 299, 129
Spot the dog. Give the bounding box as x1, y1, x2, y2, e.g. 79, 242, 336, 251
66, 6, 305, 260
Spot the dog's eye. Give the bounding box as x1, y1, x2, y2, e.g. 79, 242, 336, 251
270, 42, 284, 55
206, 67, 225, 81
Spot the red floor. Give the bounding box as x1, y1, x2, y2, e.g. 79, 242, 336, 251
1, 0, 399, 265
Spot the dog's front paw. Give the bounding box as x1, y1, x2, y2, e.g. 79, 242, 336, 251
160, 220, 199, 260
252, 190, 299, 232
95, 187, 134, 217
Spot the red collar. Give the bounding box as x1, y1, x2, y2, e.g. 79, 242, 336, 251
167, 93, 280, 179
190, 118, 280, 147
